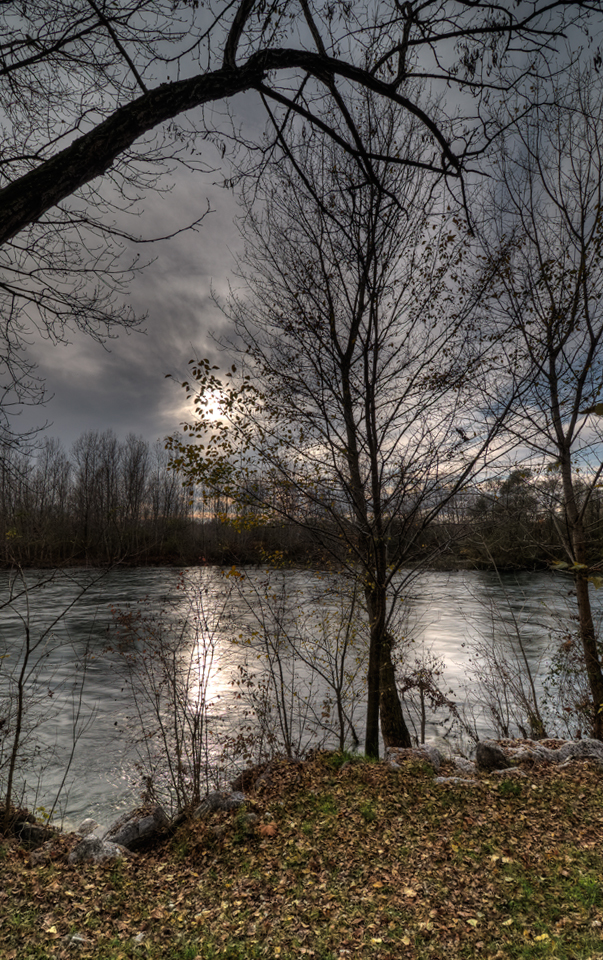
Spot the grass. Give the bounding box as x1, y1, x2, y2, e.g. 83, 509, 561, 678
1, 753, 603, 959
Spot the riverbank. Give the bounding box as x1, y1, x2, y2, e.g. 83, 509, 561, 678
0, 549, 552, 572
2, 751, 602, 959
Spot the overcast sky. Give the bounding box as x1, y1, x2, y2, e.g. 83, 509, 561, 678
18, 97, 265, 455
13, 18, 602, 458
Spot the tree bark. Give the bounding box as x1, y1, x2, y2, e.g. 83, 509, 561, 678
364, 583, 412, 756
571, 522, 603, 740
559, 449, 603, 740
365, 616, 381, 758
379, 629, 412, 749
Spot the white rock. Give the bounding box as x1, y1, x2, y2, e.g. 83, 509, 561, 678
68, 836, 133, 865
452, 756, 476, 775
434, 776, 479, 786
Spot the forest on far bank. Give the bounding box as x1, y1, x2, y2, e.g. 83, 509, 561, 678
0, 429, 598, 572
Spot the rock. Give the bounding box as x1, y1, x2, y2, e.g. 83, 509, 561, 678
434, 776, 479, 786
490, 767, 527, 778
239, 811, 260, 828
416, 745, 442, 770
64, 932, 88, 950
232, 757, 304, 795
424, 736, 453, 759
104, 804, 169, 851
386, 745, 442, 771
231, 762, 270, 793
76, 818, 101, 837
68, 835, 133, 865
15, 821, 56, 849
475, 741, 511, 772
193, 791, 246, 819
504, 738, 603, 766
557, 738, 603, 762
506, 744, 558, 764
451, 756, 477, 775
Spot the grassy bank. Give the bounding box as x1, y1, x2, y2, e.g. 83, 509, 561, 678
1, 753, 602, 960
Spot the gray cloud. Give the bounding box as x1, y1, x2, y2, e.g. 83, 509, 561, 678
19, 167, 243, 451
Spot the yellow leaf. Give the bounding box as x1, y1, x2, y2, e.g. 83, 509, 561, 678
371, 938, 383, 943
401, 936, 411, 945
535, 934, 549, 941
467, 918, 478, 927
48, 926, 57, 934
502, 918, 513, 926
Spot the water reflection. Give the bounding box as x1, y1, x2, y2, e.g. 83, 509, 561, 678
0, 565, 594, 826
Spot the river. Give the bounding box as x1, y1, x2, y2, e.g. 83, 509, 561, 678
0, 565, 591, 828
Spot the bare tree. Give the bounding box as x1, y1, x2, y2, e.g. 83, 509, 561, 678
169, 95, 508, 756
480, 66, 603, 738
0, 1, 600, 442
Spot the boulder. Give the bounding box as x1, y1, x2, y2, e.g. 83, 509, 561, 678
504, 738, 603, 766
76, 818, 101, 837
451, 756, 477, 776
104, 804, 169, 852
386, 745, 442, 771
68, 835, 133, 864
231, 762, 271, 793
15, 821, 56, 849
192, 791, 246, 819
475, 741, 511, 772
505, 743, 558, 764
424, 736, 453, 759
231, 757, 304, 794
557, 738, 603, 763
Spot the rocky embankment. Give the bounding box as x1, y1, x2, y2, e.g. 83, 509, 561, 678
7, 737, 603, 866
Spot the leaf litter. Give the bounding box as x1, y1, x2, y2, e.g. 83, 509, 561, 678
1, 753, 602, 959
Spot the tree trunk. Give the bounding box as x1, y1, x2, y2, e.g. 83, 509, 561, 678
379, 630, 412, 749
559, 448, 603, 740
573, 550, 603, 740
364, 585, 411, 756
365, 621, 381, 758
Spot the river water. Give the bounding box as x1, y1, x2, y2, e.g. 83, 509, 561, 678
0, 565, 593, 828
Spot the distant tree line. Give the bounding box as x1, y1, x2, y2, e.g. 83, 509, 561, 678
0, 430, 326, 567
0, 431, 193, 565
460, 470, 603, 572
2, 428, 601, 570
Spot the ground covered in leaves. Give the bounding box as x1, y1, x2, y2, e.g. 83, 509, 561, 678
1, 753, 602, 960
